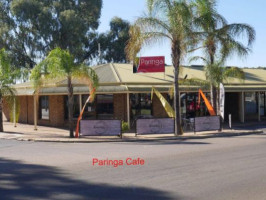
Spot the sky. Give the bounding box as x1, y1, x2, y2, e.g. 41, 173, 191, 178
98, 0, 266, 68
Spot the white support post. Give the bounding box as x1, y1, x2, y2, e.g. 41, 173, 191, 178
34, 95, 37, 130
127, 93, 130, 126
258, 92, 261, 122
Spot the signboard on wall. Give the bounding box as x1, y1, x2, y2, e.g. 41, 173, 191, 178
133, 56, 165, 73
80, 120, 121, 136
136, 118, 174, 135
194, 116, 221, 132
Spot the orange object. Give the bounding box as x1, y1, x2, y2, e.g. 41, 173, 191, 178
75, 88, 96, 138
198, 89, 216, 116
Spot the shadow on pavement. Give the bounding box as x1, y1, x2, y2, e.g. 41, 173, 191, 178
0, 158, 176, 200
122, 140, 211, 145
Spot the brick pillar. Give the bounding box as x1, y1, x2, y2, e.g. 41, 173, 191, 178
152, 93, 168, 118
113, 94, 127, 121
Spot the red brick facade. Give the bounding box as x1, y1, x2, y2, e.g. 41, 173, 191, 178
3, 95, 65, 127
152, 93, 169, 118
3, 93, 170, 128
113, 94, 127, 121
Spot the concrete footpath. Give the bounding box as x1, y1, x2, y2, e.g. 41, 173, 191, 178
0, 121, 264, 143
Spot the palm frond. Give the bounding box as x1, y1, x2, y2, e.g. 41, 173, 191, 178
223, 67, 245, 83
220, 23, 255, 47
180, 78, 210, 89
189, 56, 208, 63
219, 34, 250, 60
147, 0, 172, 17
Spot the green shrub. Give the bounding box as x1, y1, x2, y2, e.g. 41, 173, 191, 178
122, 121, 129, 132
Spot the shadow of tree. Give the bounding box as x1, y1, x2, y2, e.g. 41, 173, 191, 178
0, 158, 176, 200
244, 72, 264, 82
125, 140, 211, 145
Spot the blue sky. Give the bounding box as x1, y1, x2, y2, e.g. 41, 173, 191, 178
98, 0, 266, 68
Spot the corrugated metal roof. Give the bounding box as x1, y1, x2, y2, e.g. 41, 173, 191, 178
11, 63, 266, 95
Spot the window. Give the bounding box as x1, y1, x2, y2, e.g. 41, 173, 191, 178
96, 95, 114, 119
181, 92, 210, 119
39, 96, 49, 120
130, 93, 152, 118
82, 94, 96, 119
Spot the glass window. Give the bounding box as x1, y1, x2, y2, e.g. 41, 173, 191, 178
181, 92, 210, 119
82, 94, 96, 119
39, 96, 49, 120
130, 93, 152, 118
96, 95, 114, 115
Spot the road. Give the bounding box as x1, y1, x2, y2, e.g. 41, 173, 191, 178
1, 132, 266, 199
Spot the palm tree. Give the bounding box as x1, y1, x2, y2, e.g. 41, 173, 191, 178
0, 49, 17, 132
126, 0, 197, 135
30, 48, 98, 138
204, 60, 245, 114
193, 0, 255, 113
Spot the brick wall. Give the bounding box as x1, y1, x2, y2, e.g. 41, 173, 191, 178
18, 96, 28, 123
4, 95, 66, 127
113, 93, 170, 121
2, 98, 10, 121
38, 95, 65, 127
3, 93, 170, 127
113, 94, 127, 121
3, 96, 33, 123
27, 96, 34, 124
152, 93, 168, 118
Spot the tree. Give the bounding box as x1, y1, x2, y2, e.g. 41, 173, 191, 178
193, 0, 255, 113
204, 60, 245, 114
126, 0, 197, 135
98, 17, 130, 63
0, 49, 17, 132
0, 0, 102, 69
30, 48, 98, 138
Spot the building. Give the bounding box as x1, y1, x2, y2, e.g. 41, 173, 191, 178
3, 64, 266, 129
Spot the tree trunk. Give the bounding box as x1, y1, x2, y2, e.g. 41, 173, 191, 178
172, 41, 182, 135
67, 76, 74, 138
209, 51, 218, 115
0, 95, 3, 132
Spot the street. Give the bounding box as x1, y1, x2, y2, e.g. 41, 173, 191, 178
1, 132, 266, 199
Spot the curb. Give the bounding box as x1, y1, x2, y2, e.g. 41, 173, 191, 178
1, 130, 263, 143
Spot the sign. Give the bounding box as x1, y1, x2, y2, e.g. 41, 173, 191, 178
219, 83, 225, 119
136, 118, 174, 135
80, 120, 121, 136
194, 116, 220, 132
134, 56, 165, 73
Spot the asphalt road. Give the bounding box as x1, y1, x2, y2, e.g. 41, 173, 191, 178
1, 132, 266, 200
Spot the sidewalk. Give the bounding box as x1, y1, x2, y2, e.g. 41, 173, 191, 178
0, 121, 264, 143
